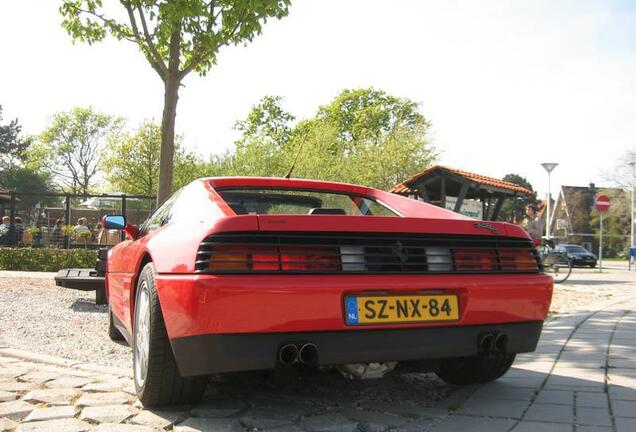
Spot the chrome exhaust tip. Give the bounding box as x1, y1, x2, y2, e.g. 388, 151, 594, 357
298, 343, 319, 365
279, 344, 299, 365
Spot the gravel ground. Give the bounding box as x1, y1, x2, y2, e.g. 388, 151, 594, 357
0, 277, 131, 368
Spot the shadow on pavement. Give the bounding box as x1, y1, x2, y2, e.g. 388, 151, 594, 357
69, 298, 107, 313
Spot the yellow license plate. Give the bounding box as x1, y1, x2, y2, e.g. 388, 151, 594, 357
344, 294, 459, 325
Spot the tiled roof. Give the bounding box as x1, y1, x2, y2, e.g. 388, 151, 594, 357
390, 165, 534, 196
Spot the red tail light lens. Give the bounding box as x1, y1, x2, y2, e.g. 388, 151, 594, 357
250, 247, 280, 271
208, 245, 340, 271
280, 247, 340, 271
453, 248, 497, 271
499, 248, 538, 271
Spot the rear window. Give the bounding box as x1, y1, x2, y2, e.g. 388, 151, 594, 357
564, 245, 587, 253
217, 188, 398, 216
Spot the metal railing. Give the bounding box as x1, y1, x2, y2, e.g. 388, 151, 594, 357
0, 192, 156, 248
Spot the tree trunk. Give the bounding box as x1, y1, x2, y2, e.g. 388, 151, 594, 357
157, 76, 180, 205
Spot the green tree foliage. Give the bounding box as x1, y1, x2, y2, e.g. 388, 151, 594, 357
317, 88, 426, 143
33, 107, 123, 195
103, 121, 208, 196
59, 0, 291, 204
0, 105, 30, 169
234, 95, 295, 148
215, 88, 437, 190
0, 167, 53, 202
0, 167, 56, 225
497, 174, 537, 223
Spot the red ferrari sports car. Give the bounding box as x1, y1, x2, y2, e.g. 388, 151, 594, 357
102, 177, 552, 407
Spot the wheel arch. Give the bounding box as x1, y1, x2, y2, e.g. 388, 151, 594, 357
130, 251, 155, 332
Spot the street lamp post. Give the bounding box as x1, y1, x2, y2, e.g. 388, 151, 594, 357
541, 163, 559, 239
629, 160, 635, 248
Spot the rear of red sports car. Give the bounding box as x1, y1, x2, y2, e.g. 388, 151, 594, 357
108, 177, 552, 407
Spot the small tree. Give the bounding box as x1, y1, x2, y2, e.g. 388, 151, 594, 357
497, 174, 537, 223
0, 105, 30, 169
35, 107, 123, 195
104, 121, 208, 195
603, 150, 636, 189
59, 0, 291, 204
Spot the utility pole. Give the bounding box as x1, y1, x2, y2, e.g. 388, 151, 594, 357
629, 160, 635, 247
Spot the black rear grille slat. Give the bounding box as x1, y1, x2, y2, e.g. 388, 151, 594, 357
195, 232, 540, 275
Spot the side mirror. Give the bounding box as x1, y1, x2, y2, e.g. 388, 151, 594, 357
103, 215, 126, 230
102, 214, 139, 239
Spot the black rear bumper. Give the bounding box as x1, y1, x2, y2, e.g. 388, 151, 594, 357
170, 321, 543, 377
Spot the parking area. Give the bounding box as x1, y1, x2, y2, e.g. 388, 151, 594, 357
0, 268, 635, 431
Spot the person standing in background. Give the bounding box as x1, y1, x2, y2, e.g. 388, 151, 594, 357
524, 204, 544, 242
13, 217, 25, 246
51, 219, 65, 248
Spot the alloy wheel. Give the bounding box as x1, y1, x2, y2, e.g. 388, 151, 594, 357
134, 281, 151, 388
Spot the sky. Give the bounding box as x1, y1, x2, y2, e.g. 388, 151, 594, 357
1, 0, 635, 198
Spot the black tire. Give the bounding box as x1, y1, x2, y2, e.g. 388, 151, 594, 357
133, 263, 207, 407
436, 353, 516, 385
108, 304, 125, 341
95, 287, 107, 305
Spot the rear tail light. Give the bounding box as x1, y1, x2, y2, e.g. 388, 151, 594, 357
454, 248, 497, 271
199, 234, 539, 274
207, 245, 341, 272
341, 246, 366, 271
280, 246, 340, 271
207, 245, 251, 271
499, 248, 538, 271
425, 247, 452, 272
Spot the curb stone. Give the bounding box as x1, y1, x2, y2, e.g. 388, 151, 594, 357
0, 347, 131, 378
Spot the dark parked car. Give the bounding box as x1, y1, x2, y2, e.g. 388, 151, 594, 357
555, 244, 597, 268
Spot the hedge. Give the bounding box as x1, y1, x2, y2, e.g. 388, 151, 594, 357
0, 248, 98, 272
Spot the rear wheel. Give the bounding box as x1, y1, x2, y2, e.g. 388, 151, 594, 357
436, 353, 516, 385
133, 263, 207, 407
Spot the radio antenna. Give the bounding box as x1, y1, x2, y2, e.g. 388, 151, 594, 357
284, 130, 309, 179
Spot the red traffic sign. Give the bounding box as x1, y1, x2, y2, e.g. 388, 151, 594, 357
595, 195, 610, 212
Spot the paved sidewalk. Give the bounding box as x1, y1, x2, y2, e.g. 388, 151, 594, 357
434, 299, 636, 432
1, 299, 635, 431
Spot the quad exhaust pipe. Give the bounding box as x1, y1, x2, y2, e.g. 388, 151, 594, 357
278, 343, 319, 366
278, 344, 299, 365
299, 343, 318, 365
495, 333, 508, 352
478, 333, 508, 354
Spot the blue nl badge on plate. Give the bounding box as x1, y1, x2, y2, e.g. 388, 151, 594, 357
345, 296, 359, 325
